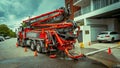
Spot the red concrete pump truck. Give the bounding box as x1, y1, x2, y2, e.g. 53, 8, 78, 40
17, 7, 84, 59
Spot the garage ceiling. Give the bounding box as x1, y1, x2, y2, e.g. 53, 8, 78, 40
89, 9, 120, 19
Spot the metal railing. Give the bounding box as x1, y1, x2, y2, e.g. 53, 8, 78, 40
74, 0, 120, 17
93, 0, 120, 10
74, 5, 91, 17
81, 5, 91, 14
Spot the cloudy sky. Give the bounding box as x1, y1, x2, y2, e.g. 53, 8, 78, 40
0, 0, 65, 31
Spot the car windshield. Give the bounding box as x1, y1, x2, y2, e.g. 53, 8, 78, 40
99, 32, 108, 35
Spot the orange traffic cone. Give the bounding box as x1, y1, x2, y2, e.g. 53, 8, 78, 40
34, 50, 38, 56
108, 47, 112, 55
16, 42, 18, 47
24, 47, 27, 52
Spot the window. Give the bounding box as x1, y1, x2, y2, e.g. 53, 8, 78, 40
67, 3, 70, 8
112, 0, 119, 3
99, 32, 108, 35
110, 32, 118, 34
85, 30, 89, 34
93, 0, 120, 10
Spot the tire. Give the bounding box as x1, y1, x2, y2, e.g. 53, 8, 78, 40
30, 41, 36, 51
40, 41, 47, 53
36, 43, 42, 53
17, 38, 20, 46
111, 38, 115, 43
21, 43, 24, 47
21, 40, 25, 47
17, 38, 23, 46
98, 41, 102, 43
21, 39, 26, 47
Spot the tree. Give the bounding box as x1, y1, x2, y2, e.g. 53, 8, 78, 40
0, 24, 16, 37
0, 24, 10, 37
9, 29, 16, 37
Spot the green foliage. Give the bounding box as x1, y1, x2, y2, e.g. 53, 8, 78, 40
0, 24, 16, 37
21, 22, 27, 27
9, 29, 16, 37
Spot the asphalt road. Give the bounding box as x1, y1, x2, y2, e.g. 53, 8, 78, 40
0, 38, 119, 68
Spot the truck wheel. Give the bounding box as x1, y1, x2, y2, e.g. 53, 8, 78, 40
19, 39, 24, 47
21, 42, 24, 47
30, 42, 36, 51
21, 40, 25, 47
36, 43, 42, 53
17, 38, 20, 46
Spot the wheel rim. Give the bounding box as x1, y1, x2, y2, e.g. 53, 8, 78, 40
31, 43, 34, 50
37, 45, 40, 52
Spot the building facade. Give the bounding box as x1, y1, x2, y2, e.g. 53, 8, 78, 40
65, 0, 120, 45
65, 0, 80, 19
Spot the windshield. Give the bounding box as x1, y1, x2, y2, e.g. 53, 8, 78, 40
99, 32, 108, 35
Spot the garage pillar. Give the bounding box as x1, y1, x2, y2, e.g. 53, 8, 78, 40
80, 26, 91, 46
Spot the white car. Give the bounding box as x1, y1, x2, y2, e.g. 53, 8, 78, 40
0, 36, 5, 42
97, 31, 120, 43
5, 36, 10, 39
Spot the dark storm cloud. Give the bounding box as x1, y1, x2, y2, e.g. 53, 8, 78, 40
0, 11, 5, 17
0, 0, 64, 31
0, 0, 42, 19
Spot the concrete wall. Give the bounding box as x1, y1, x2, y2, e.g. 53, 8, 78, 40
74, 2, 120, 21
114, 18, 120, 33
77, 18, 116, 44
85, 18, 115, 31
84, 18, 117, 41
80, 26, 91, 46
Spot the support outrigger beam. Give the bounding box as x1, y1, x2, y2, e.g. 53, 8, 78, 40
64, 44, 120, 59
85, 45, 120, 56
64, 48, 84, 59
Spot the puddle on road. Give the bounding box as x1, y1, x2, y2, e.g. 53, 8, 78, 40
0, 55, 108, 68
